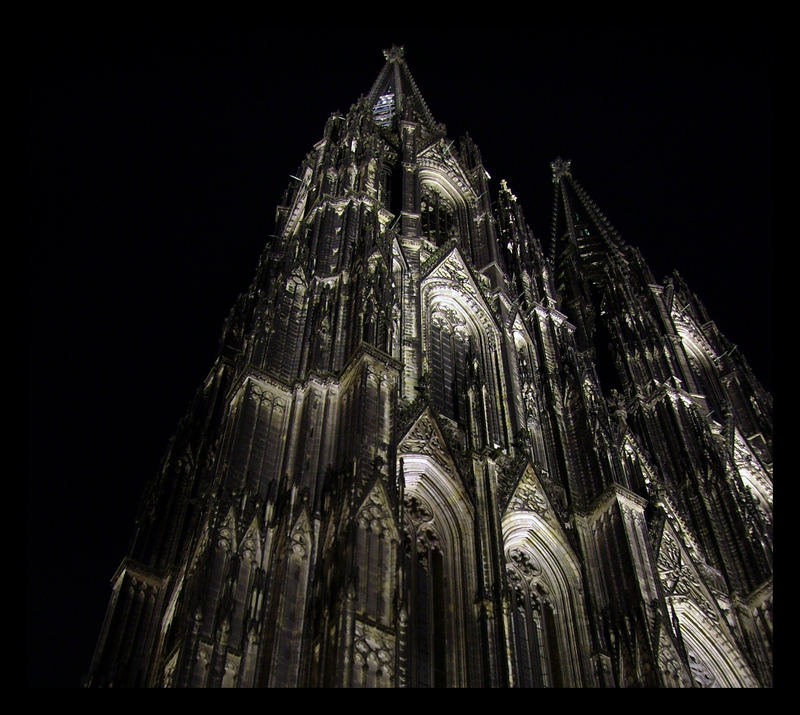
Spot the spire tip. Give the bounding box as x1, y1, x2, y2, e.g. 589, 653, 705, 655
383, 45, 405, 62
550, 157, 572, 183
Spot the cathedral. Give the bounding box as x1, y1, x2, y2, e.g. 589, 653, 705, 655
85, 46, 773, 688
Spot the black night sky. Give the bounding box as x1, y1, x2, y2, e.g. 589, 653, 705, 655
25, 27, 773, 687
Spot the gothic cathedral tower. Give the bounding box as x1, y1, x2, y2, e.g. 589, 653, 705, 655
86, 47, 772, 688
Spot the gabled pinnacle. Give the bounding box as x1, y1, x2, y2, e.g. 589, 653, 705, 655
499, 178, 518, 202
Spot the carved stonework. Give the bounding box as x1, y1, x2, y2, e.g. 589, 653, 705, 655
688, 651, 717, 688
505, 545, 553, 610
86, 48, 772, 689
250, 382, 287, 410
163, 650, 179, 688
508, 467, 549, 517
196, 643, 211, 667
431, 303, 470, 341
353, 620, 395, 680
401, 415, 441, 455
217, 510, 236, 552
240, 526, 259, 562
358, 483, 396, 537
656, 634, 692, 688
550, 156, 572, 182
657, 528, 718, 623
222, 654, 241, 688
399, 413, 461, 489
508, 547, 541, 583
421, 250, 499, 350
383, 45, 404, 62
289, 515, 310, 559
404, 494, 433, 526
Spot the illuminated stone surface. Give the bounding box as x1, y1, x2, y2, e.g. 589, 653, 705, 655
86, 47, 772, 688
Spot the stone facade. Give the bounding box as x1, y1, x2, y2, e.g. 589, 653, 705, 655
86, 47, 772, 688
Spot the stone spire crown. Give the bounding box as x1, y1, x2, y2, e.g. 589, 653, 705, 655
367, 46, 443, 135
550, 156, 572, 183
383, 45, 405, 63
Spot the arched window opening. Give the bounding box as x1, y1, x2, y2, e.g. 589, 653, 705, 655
502, 513, 596, 688
405, 520, 448, 688
269, 277, 306, 382
506, 547, 564, 687
666, 599, 759, 688
429, 312, 470, 426
355, 486, 397, 628
515, 332, 535, 388
400, 459, 480, 688
379, 166, 392, 208
373, 92, 395, 128
420, 185, 456, 246
268, 518, 311, 687
422, 291, 508, 451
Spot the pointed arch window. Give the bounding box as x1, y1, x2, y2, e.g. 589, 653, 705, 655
373, 92, 395, 128
422, 291, 510, 450
506, 547, 565, 687
355, 487, 397, 628
268, 518, 311, 687
420, 186, 456, 246
390, 257, 403, 362
405, 517, 448, 688
400, 457, 482, 688
269, 277, 306, 382
429, 306, 470, 426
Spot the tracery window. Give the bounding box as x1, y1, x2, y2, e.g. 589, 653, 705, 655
404, 496, 449, 688
399, 452, 482, 687
355, 486, 397, 627
269, 516, 311, 687
429, 305, 471, 426
269, 277, 306, 382
422, 291, 509, 450
506, 547, 563, 687
420, 185, 456, 246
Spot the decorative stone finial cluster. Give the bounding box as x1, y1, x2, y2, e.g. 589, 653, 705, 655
550, 156, 572, 182
383, 45, 405, 62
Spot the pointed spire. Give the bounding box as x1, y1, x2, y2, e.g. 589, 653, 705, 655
366, 46, 444, 136
550, 157, 626, 266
